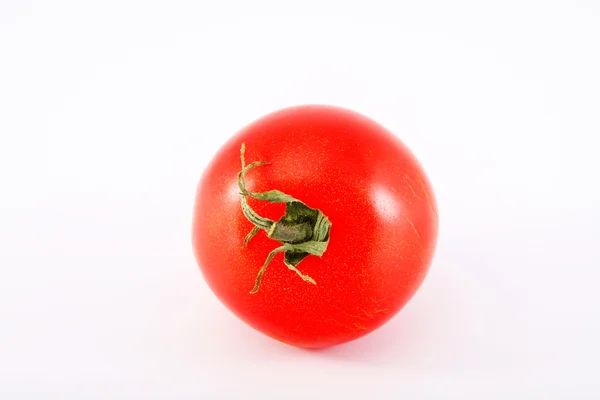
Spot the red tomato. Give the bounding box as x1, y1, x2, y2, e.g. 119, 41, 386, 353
192, 105, 438, 348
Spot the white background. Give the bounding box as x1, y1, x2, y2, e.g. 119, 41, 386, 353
1, 0, 600, 398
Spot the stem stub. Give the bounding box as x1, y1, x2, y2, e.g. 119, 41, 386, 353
237, 143, 332, 294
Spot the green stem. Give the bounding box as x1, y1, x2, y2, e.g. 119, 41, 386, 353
267, 222, 313, 243
238, 143, 332, 294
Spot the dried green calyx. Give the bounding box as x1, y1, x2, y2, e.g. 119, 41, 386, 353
238, 143, 332, 294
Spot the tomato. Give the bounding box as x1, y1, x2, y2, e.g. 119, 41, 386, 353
192, 105, 438, 348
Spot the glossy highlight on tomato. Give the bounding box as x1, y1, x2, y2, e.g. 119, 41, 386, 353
192, 105, 438, 348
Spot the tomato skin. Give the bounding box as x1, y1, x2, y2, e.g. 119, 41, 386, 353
192, 105, 438, 348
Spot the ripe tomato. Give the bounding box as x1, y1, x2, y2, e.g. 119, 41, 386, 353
192, 105, 438, 348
